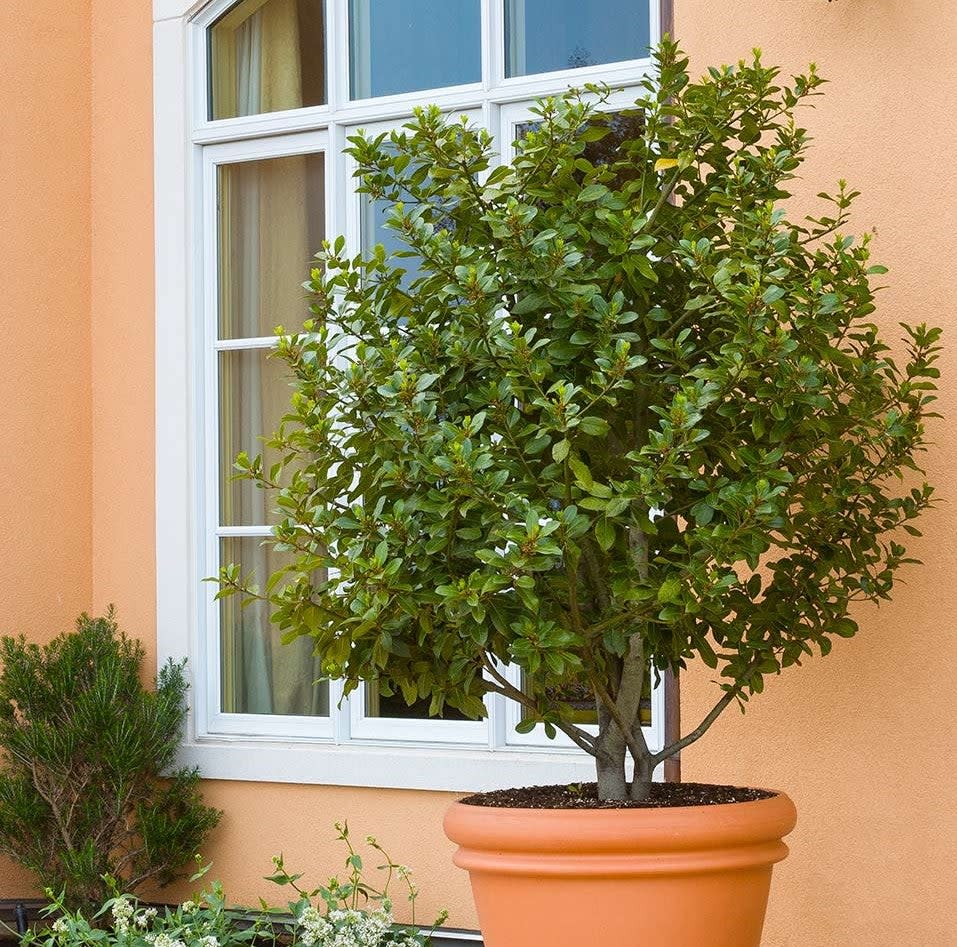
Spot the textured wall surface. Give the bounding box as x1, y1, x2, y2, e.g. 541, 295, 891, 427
0, 0, 93, 895
2, 1, 955, 943
676, 3, 957, 944
91, 0, 156, 660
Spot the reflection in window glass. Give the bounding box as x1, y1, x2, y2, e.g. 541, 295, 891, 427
220, 537, 329, 716
365, 689, 469, 721
520, 675, 651, 727
209, 0, 326, 120
360, 144, 458, 287
217, 152, 325, 339
362, 186, 425, 287
349, 0, 481, 99
516, 110, 646, 186
505, 0, 650, 78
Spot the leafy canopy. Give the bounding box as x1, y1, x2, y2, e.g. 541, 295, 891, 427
219, 40, 940, 789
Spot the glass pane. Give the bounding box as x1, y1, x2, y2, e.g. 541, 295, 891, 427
505, 0, 650, 78
220, 536, 329, 716
218, 152, 325, 340
349, 0, 481, 99
219, 348, 297, 526
360, 143, 459, 287
516, 110, 646, 183
209, 0, 326, 120
362, 187, 425, 287
520, 674, 651, 727
364, 689, 469, 721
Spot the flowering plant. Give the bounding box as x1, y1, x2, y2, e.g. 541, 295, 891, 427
271, 822, 446, 947
25, 864, 273, 947
25, 826, 444, 947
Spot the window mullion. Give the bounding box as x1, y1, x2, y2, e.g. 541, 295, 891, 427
330, 678, 349, 743
329, 0, 349, 112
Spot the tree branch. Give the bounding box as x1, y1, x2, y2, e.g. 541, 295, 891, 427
481, 654, 597, 754
652, 686, 739, 766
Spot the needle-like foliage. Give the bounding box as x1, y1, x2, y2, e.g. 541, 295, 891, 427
0, 610, 221, 907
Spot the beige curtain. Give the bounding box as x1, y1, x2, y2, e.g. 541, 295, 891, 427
217, 0, 326, 716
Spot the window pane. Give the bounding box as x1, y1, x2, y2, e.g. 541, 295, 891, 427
219, 348, 294, 527
220, 536, 329, 716
365, 689, 469, 721
349, 0, 480, 99
362, 188, 425, 287
360, 141, 459, 287
209, 0, 326, 120
217, 152, 325, 340
505, 0, 650, 78
520, 675, 651, 727
516, 110, 646, 182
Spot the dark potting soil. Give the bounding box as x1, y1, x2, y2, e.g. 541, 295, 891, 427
460, 782, 775, 809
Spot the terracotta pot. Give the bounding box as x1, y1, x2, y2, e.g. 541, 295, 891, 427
443, 791, 797, 947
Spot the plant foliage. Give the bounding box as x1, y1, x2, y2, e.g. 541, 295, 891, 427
0, 610, 221, 907
218, 40, 940, 800
28, 827, 444, 947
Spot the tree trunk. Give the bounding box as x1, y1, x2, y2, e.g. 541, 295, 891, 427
594, 707, 656, 802
595, 703, 627, 801
629, 733, 655, 801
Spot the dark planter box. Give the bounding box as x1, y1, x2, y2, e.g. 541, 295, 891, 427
0, 899, 48, 944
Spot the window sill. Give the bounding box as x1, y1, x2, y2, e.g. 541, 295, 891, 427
178, 736, 659, 792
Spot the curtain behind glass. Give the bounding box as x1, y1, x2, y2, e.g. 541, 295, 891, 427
210, 0, 326, 119
217, 13, 326, 716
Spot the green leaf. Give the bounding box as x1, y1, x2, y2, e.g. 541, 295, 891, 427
552, 439, 570, 463
832, 618, 858, 638
568, 456, 594, 489
595, 518, 615, 552
578, 416, 609, 437
657, 577, 682, 603
634, 255, 659, 283
578, 183, 608, 202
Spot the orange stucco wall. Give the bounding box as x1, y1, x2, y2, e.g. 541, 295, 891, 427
676, 3, 957, 944
2, 1, 955, 943
0, 0, 93, 895
0, 2, 93, 644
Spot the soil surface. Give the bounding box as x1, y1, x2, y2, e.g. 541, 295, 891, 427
460, 782, 775, 809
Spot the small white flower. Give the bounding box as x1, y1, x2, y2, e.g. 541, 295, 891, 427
112, 899, 134, 918
180, 901, 197, 914
51, 919, 69, 935
134, 907, 157, 929
199, 936, 219, 947
152, 933, 186, 947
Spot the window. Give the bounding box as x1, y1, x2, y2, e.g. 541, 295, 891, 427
154, 0, 666, 791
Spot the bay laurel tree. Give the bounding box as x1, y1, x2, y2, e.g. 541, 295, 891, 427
218, 40, 940, 801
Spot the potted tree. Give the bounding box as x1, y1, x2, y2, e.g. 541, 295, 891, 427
217, 40, 940, 947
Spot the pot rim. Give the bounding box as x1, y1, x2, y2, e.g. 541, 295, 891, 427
444, 789, 797, 856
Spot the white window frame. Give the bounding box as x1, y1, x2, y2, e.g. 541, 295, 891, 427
154, 0, 666, 791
